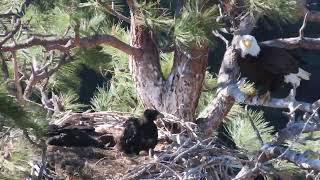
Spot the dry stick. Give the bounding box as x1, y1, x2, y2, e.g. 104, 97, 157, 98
11, 52, 24, 102
299, 12, 309, 39
275, 107, 319, 160
0, 128, 13, 139
152, 162, 183, 180
297, 0, 320, 22
0, 19, 21, 47
96, 0, 130, 23
0, 57, 9, 81
1, 34, 142, 57
173, 141, 200, 162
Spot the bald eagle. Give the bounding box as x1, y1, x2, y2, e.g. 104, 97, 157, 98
118, 109, 164, 156
236, 35, 311, 101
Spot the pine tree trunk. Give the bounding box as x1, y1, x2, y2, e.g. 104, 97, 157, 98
162, 47, 208, 121
129, 16, 208, 121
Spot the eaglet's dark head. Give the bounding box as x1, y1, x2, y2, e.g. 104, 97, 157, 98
143, 109, 164, 122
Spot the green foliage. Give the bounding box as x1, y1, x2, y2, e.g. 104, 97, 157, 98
196, 72, 218, 115
238, 79, 257, 96
58, 91, 87, 112
0, 85, 47, 137
90, 24, 143, 113
225, 104, 274, 153
243, 0, 297, 23
174, 0, 222, 48
0, 134, 40, 180
289, 131, 320, 156
160, 52, 174, 79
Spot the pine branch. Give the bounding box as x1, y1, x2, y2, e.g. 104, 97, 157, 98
1, 34, 142, 57
96, 0, 131, 23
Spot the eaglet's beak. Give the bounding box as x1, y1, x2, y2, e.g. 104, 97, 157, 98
242, 39, 252, 48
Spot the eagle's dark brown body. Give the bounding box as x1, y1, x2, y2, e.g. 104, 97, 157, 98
118, 109, 162, 155
237, 46, 299, 95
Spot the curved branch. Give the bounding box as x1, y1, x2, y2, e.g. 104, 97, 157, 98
0, 19, 21, 47
273, 122, 320, 144
262, 145, 320, 171
1, 34, 142, 56
226, 85, 317, 113
261, 37, 320, 50
298, 0, 320, 22
97, 0, 130, 23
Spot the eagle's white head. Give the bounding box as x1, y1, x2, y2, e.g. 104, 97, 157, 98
239, 35, 261, 58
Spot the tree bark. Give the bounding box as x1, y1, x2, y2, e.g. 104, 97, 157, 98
162, 47, 208, 121
197, 46, 239, 136
129, 15, 165, 109
129, 14, 208, 121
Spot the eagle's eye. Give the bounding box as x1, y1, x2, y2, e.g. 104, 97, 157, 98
242, 39, 252, 48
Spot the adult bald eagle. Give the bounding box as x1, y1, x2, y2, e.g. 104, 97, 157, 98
236, 35, 311, 101
118, 109, 164, 157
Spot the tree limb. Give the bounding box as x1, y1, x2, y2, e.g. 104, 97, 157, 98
273, 122, 320, 145
96, 0, 131, 23
11, 52, 24, 103
297, 0, 320, 22
0, 19, 21, 47
23, 53, 72, 99
261, 37, 320, 50
1, 34, 143, 57
262, 144, 320, 171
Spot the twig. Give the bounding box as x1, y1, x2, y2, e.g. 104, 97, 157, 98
299, 12, 309, 39
11, 52, 24, 102
0, 127, 13, 139
275, 108, 318, 160
212, 30, 229, 48
173, 141, 200, 162
0, 19, 21, 47
23, 130, 42, 148
152, 162, 183, 180
96, 0, 130, 23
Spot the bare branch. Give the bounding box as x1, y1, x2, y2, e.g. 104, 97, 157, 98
11, 52, 24, 102
299, 12, 309, 38
74, 23, 80, 46
1, 34, 143, 57
0, 57, 9, 81
262, 145, 320, 171
260, 37, 320, 50
23, 53, 72, 99
96, 0, 130, 23
273, 122, 320, 145
261, 11, 320, 50
0, 19, 21, 47
297, 0, 320, 22
212, 30, 229, 48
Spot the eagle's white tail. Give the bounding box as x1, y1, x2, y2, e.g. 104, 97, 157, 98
297, 68, 311, 80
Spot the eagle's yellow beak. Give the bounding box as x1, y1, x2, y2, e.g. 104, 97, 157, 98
242, 39, 252, 48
